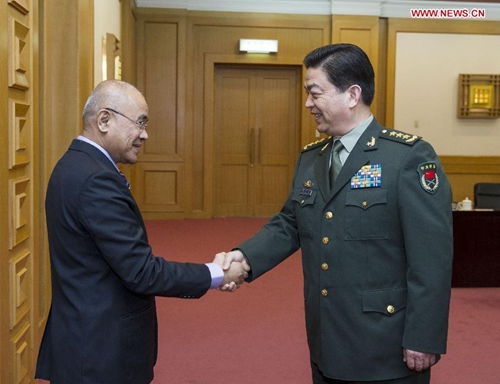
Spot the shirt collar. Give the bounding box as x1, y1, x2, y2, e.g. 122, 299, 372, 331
337, 115, 374, 154
76, 135, 120, 172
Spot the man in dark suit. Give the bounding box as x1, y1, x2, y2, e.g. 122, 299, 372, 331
35, 80, 248, 384
221, 44, 453, 383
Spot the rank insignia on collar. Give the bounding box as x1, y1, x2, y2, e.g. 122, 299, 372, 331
418, 162, 439, 194
351, 164, 382, 189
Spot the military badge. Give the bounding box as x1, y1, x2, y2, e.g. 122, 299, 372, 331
300, 188, 313, 197
351, 164, 382, 189
418, 162, 439, 194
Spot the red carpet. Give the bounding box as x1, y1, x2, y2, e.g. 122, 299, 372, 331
38, 218, 500, 383
147, 219, 500, 384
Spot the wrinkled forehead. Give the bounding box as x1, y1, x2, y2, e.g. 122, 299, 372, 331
304, 66, 331, 91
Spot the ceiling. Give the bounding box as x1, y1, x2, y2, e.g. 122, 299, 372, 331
135, 0, 500, 19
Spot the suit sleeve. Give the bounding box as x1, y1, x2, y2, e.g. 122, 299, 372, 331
398, 140, 453, 354
78, 171, 211, 298
237, 158, 301, 281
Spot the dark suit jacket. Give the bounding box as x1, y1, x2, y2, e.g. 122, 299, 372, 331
35, 139, 211, 384
238, 119, 453, 381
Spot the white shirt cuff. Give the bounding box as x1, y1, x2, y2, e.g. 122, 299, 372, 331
205, 263, 224, 289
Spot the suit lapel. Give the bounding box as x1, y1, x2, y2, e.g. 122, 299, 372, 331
313, 138, 332, 201
329, 121, 381, 200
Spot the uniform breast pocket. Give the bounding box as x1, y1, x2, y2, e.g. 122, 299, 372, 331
344, 189, 388, 240
292, 188, 317, 238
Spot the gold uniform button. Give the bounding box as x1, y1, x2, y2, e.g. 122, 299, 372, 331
321, 289, 328, 296
322, 237, 329, 245
321, 263, 329, 271
362, 201, 368, 208
387, 305, 395, 314
301, 200, 305, 205
325, 211, 333, 219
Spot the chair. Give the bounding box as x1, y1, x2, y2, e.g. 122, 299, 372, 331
474, 183, 500, 210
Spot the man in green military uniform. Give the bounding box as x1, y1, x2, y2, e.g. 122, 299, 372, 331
222, 44, 452, 383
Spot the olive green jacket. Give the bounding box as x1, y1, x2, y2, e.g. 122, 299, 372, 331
238, 119, 453, 381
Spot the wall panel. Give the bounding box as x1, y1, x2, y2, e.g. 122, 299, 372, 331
441, 156, 500, 203
0, 0, 93, 382
136, 9, 330, 219
135, 163, 185, 218
1, 0, 36, 382
332, 15, 387, 125
387, 18, 500, 205
142, 21, 179, 158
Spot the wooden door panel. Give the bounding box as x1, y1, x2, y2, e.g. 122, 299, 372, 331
257, 74, 296, 165
217, 74, 253, 163
214, 65, 299, 217
215, 69, 253, 216
215, 165, 250, 216
254, 165, 290, 216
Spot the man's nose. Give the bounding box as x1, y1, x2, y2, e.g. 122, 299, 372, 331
305, 94, 313, 108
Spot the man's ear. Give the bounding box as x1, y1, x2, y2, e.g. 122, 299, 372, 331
347, 85, 362, 108
97, 110, 111, 133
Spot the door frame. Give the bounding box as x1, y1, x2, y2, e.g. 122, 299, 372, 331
203, 54, 316, 217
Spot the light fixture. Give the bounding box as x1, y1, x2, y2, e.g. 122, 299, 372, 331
239, 39, 278, 53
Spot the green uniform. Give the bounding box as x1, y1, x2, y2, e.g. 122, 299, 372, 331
238, 119, 453, 381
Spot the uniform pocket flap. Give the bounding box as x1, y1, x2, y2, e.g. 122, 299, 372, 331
345, 189, 387, 209
362, 288, 407, 316
292, 189, 317, 207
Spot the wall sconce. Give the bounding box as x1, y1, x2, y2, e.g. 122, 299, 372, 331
457, 74, 500, 119
239, 39, 278, 53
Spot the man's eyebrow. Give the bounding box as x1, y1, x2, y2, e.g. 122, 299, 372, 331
304, 83, 322, 92
137, 114, 149, 121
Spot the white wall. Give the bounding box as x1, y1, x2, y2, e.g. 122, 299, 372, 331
94, 0, 121, 85
394, 32, 500, 156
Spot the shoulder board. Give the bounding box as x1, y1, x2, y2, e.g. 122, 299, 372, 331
302, 137, 330, 152
379, 129, 421, 145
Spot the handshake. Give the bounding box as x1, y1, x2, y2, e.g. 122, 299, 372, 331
212, 250, 250, 292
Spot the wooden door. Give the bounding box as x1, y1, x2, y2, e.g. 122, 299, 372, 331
214, 66, 300, 217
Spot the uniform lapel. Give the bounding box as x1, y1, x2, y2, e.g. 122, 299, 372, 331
313, 138, 332, 201
329, 121, 381, 200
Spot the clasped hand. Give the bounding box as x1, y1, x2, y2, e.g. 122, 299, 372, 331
213, 250, 250, 292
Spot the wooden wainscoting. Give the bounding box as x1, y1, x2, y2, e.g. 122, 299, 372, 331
0, 1, 94, 383
1, 1, 39, 383
134, 10, 331, 218
441, 156, 500, 203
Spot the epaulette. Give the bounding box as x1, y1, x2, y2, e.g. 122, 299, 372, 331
379, 128, 420, 145
302, 137, 331, 152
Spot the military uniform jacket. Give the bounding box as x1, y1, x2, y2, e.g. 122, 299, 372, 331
238, 119, 453, 381
36, 140, 211, 384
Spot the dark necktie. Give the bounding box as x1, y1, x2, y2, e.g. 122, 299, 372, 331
119, 171, 130, 189
329, 139, 344, 189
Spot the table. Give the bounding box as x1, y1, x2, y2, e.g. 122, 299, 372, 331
452, 210, 500, 287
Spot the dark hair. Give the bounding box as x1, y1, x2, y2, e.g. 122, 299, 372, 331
303, 44, 375, 106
